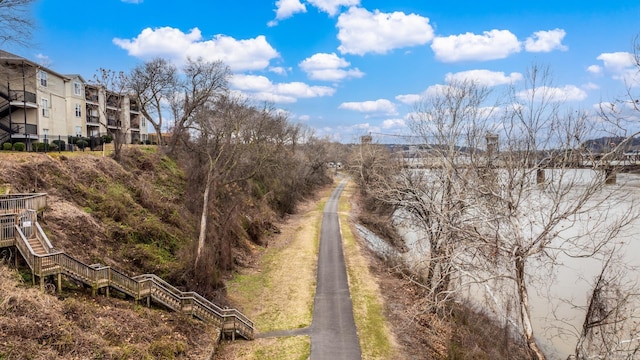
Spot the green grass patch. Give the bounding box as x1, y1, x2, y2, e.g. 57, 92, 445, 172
338, 182, 396, 360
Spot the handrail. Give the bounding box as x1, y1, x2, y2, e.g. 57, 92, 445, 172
136, 274, 254, 337
35, 222, 55, 253
133, 273, 254, 330
0, 194, 47, 214
1, 194, 255, 340
14, 225, 35, 271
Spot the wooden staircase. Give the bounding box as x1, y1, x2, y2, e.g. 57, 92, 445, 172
0, 193, 254, 341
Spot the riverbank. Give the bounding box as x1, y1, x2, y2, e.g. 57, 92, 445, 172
215, 178, 529, 359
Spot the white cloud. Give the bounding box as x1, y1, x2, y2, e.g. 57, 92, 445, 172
339, 99, 397, 115
516, 85, 588, 102
229, 74, 335, 103
431, 29, 521, 62
35, 53, 51, 67
597, 52, 635, 70
587, 65, 602, 75
113, 27, 279, 71
524, 29, 568, 52
268, 0, 306, 26
337, 7, 434, 55
583, 82, 599, 90
396, 84, 455, 105
299, 52, 364, 81
445, 69, 523, 87
308, 0, 360, 16
596, 52, 639, 86
381, 118, 406, 129
269, 66, 289, 75
298, 114, 311, 121
121, 0, 143, 3
395, 94, 421, 105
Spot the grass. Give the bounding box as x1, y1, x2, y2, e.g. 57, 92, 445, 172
338, 181, 399, 360
219, 187, 333, 359
220, 336, 310, 360
220, 180, 400, 359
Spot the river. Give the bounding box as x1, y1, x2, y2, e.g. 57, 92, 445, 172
356, 169, 640, 359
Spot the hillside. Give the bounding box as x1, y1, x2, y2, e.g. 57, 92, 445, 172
0, 149, 193, 282
0, 148, 235, 358
0, 264, 218, 359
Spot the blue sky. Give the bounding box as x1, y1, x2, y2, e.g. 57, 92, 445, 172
5, 0, 640, 142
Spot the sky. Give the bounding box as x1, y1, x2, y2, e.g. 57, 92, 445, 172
5, 0, 640, 143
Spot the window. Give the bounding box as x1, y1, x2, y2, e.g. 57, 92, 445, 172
74, 82, 82, 96
75, 104, 82, 117
42, 129, 48, 136
41, 98, 49, 117
39, 70, 47, 87
75, 126, 82, 136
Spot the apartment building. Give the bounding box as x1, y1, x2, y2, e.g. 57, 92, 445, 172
0, 50, 147, 148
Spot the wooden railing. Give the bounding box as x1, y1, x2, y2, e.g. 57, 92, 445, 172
0, 193, 47, 214
1, 194, 254, 340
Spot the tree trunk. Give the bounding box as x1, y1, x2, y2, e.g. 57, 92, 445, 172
195, 171, 212, 268
515, 255, 546, 360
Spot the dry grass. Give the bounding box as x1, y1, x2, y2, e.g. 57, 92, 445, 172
0, 264, 218, 359
218, 186, 333, 359
339, 181, 402, 360
215, 336, 310, 360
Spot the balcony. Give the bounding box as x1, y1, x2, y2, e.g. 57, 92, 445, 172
6, 123, 38, 140
107, 119, 121, 128
130, 101, 140, 113
85, 94, 99, 103
86, 115, 100, 126
8, 90, 37, 106
106, 95, 121, 109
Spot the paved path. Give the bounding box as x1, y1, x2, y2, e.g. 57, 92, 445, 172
309, 179, 361, 360
258, 180, 361, 359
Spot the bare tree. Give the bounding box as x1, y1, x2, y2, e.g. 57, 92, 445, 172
92, 68, 130, 162
359, 79, 495, 310
128, 58, 178, 146
168, 58, 230, 154
356, 67, 640, 359
0, 0, 35, 47
463, 66, 639, 359
572, 250, 640, 359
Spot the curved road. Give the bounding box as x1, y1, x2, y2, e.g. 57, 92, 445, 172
309, 179, 362, 359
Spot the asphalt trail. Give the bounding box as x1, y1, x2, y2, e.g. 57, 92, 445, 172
309, 179, 362, 360
257, 180, 361, 359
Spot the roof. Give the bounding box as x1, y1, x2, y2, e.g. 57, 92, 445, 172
0, 49, 72, 82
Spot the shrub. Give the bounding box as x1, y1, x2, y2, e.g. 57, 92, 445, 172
12, 142, 25, 151
76, 139, 88, 150
102, 134, 113, 144
52, 139, 66, 150
2, 142, 11, 150
33, 142, 57, 152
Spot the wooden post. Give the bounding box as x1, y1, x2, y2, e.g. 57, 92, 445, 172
605, 168, 616, 185
146, 296, 150, 307
106, 287, 110, 298
57, 273, 62, 294
39, 276, 44, 292
536, 169, 545, 184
